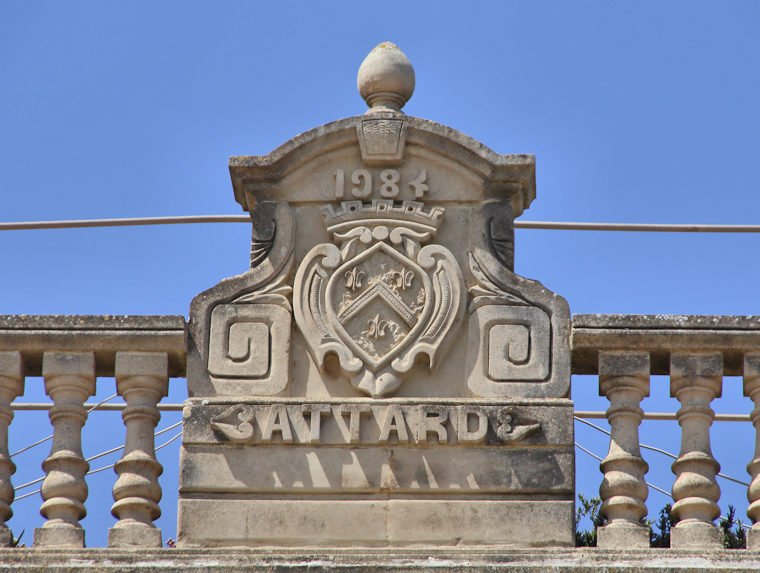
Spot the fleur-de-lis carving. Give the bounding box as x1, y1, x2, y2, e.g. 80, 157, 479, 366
366, 314, 389, 339
389, 267, 414, 290
344, 267, 365, 291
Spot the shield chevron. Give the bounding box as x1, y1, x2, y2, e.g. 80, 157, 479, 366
326, 242, 433, 370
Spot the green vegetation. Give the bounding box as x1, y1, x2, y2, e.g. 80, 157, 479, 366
575, 496, 747, 549
575, 494, 607, 547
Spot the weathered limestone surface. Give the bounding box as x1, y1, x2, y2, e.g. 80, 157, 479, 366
0, 315, 186, 377
179, 499, 574, 548
181, 42, 572, 548
2, 548, 760, 572
572, 314, 760, 375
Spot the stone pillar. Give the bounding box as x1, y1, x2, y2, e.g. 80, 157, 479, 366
108, 352, 168, 547
596, 351, 650, 548
34, 352, 96, 548
0, 352, 24, 546
669, 352, 722, 548
179, 43, 574, 549
744, 353, 760, 549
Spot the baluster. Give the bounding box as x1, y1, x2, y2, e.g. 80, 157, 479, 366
669, 352, 722, 548
34, 352, 95, 548
0, 352, 24, 546
596, 351, 650, 548
108, 352, 168, 547
744, 352, 760, 549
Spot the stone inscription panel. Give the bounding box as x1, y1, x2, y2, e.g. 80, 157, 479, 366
333, 168, 429, 199
183, 401, 573, 447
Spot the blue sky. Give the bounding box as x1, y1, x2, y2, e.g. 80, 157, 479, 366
1, 1, 759, 546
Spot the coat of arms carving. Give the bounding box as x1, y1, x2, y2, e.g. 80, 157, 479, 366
294, 199, 465, 397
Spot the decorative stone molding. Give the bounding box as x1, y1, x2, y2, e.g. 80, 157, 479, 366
465, 202, 570, 399
187, 201, 294, 398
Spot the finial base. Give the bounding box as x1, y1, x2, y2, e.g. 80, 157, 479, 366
364, 91, 407, 114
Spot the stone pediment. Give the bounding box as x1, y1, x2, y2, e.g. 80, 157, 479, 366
187, 109, 568, 399
228, 113, 536, 218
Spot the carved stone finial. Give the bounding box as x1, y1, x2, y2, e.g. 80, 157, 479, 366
357, 42, 415, 114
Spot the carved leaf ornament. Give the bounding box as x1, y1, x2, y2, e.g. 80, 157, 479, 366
294, 200, 465, 397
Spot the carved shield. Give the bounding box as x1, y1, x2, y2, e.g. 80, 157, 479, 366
293, 201, 465, 397
326, 241, 433, 371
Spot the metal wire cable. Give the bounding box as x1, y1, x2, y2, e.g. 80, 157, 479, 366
575, 410, 750, 422
13, 429, 183, 502
0, 215, 249, 231
574, 416, 751, 487
154, 419, 184, 437
574, 442, 751, 530
575, 442, 674, 499
13, 419, 183, 492
86, 430, 183, 476
10, 393, 119, 458
5, 214, 760, 233
84, 419, 183, 465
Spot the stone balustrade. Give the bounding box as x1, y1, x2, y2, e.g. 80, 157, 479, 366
0, 316, 185, 549
4, 313, 760, 561
573, 314, 760, 551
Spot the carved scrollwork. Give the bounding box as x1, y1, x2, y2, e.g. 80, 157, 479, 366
210, 405, 256, 443
493, 408, 541, 444
199, 202, 295, 396
251, 222, 275, 268
468, 253, 530, 307
234, 253, 294, 310
466, 201, 561, 397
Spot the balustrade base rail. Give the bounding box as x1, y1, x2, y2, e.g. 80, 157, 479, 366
1, 548, 759, 571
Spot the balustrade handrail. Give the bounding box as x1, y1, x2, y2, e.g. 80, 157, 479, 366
572, 314, 760, 375
0, 315, 186, 377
